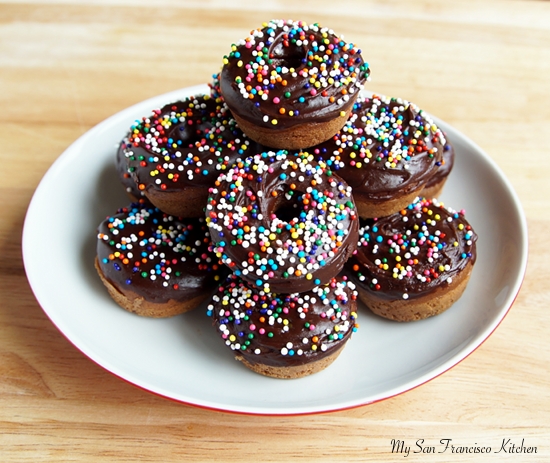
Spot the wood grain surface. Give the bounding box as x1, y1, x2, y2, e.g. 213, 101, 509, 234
1, 1, 549, 461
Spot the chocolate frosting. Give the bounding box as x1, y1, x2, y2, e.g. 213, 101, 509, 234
117, 93, 263, 195
96, 201, 227, 303
219, 19, 370, 130
306, 95, 447, 202
116, 145, 144, 199
345, 197, 477, 300
205, 151, 359, 294
424, 139, 454, 190
208, 275, 358, 367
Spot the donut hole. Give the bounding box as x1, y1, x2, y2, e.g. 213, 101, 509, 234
274, 201, 302, 223
168, 122, 213, 145
269, 40, 307, 70
270, 190, 307, 224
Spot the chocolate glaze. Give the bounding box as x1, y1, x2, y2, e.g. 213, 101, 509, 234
219, 20, 370, 130
345, 197, 477, 301
96, 201, 227, 304
117, 93, 264, 196
205, 151, 359, 294
116, 145, 143, 199
305, 95, 446, 202
208, 275, 358, 368
424, 139, 454, 190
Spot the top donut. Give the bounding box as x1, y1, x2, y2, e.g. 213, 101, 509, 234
219, 19, 371, 150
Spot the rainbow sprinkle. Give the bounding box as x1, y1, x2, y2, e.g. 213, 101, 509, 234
96, 201, 226, 302
346, 197, 477, 300
205, 150, 358, 293
118, 94, 259, 193
207, 275, 358, 362
220, 19, 370, 127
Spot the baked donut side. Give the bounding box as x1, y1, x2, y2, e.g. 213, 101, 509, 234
219, 19, 370, 149
207, 275, 359, 379
117, 93, 262, 217
205, 150, 359, 294
345, 197, 477, 322
309, 94, 447, 218
96, 201, 228, 317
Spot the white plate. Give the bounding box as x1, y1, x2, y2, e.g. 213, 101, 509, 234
23, 85, 528, 415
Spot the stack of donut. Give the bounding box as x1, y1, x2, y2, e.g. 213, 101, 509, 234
96, 19, 477, 379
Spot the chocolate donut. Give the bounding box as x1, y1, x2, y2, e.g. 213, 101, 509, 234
207, 275, 359, 379
118, 93, 261, 217
308, 94, 447, 218
95, 200, 227, 317
205, 150, 359, 294
218, 19, 370, 149
345, 197, 477, 321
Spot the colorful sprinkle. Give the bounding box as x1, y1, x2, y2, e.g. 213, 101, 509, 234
205, 150, 358, 293
346, 197, 477, 300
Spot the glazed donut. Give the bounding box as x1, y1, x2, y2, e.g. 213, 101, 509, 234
205, 150, 359, 294
118, 93, 262, 217
421, 138, 455, 199
345, 197, 477, 322
309, 94, 447, 218
218, 19, 370, 150
207, 275, 359, 379
95, 200, 228, 317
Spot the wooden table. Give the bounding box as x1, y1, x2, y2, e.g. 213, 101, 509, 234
1, 1, 548, 461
